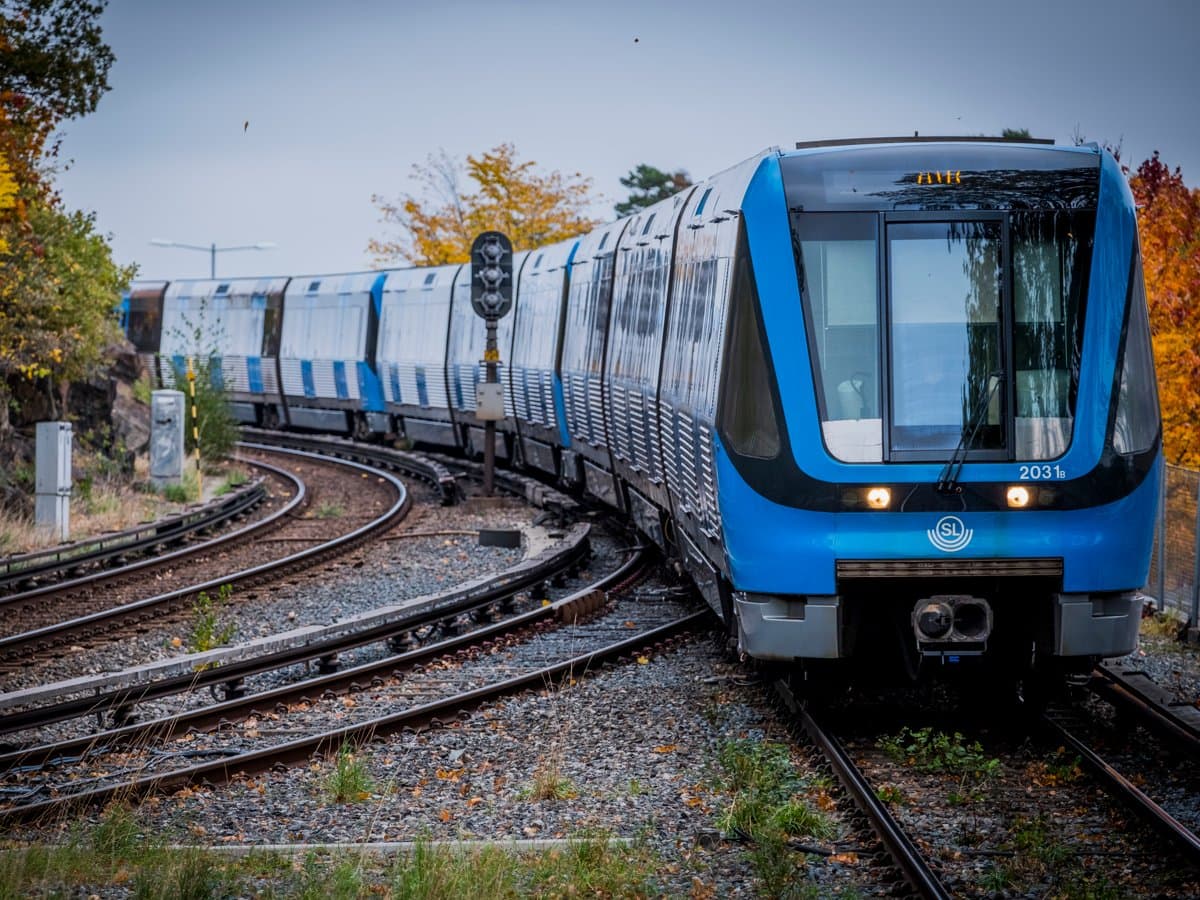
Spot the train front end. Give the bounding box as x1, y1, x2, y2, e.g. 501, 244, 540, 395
719, 140, 1161, 677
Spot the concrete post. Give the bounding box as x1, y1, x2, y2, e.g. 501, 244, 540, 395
35, 421, 72, 541
150, 390, 186, 489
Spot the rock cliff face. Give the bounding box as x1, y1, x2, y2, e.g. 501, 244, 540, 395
64, 338, 151, 470
0, 341, 151, 516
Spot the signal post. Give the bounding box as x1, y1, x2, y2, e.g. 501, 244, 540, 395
469, 231, 513, 496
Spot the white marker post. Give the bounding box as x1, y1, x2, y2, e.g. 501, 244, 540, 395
35, 421, 72, 541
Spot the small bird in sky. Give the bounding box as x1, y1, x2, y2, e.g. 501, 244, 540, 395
243, 120, 249, 134
633, 37, 639, 43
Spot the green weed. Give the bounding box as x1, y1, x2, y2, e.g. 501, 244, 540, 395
314, 501, 344, 519
131, 848, 231, 900
1141, 610, 1186, 641
877, 726, 1000, 802
713, 740, 833, 896
186, 584, 237, 656
521, 760, 578, 801
132, 373, 154, 405
323, 742, 375, 804
214, 469, 250, 497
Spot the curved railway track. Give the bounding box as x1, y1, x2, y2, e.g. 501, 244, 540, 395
0, 444, 411, 667
0, 548, 705, 826
0, 521, 592, 737
0, 476, 270, 597
0, 457, 303, 643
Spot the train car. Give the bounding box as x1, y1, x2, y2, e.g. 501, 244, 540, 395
278, 272, 387, 436
507, 238, 577, 477
157, 276, 289, 426
604, 188, 698, 533
714, 139, 1160, 679
136, 136, 1160, 685
123, 280, 168, 383
376, 265, 462, 448
659, 152, 770, 590
445, 252, 524, 458
559, 221, 631, 507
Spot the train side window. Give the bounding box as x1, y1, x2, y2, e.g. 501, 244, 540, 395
794, 212, 881, 462
1112, 252, 1160, 455
1011, 210, 1093, 459
128, 298, 162, 353
719, 233, 780, 460
262, 299, 281, 357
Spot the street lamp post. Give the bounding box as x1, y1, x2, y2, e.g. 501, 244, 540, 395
150, 239, 276, 278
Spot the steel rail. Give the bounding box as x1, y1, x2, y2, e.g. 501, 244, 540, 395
0, 474, 268, 596
774, 680, 951, 900
242, 429, 460, 504
0, 521, 588, 735
1, 604, 702, 826
0, 479, 267, 588
1091, 663, 1200, 753
0, 445, 407, 666
0, 547, 647, 774
1041, 712, 1200, 864
0, 457, 300, 622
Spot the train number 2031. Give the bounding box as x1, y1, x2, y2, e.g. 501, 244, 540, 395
1018, 464, 1066, 480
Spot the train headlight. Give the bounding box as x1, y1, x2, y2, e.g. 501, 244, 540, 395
1006, 485, 1031, 508
865, 487, 891, 510
914, 601, 954, 640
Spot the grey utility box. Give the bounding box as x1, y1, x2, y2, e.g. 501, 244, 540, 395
475, 382, 504, 421
35, 421, 72, 540
150, 390, 186, 489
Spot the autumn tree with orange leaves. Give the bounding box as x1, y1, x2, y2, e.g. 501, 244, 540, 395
369, 143, 600, 266
1130, 152, 1200, 467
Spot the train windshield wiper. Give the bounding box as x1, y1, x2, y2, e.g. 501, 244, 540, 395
936, 373, 1003, 495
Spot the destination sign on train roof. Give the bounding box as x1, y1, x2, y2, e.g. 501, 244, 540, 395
780, 144, 1100, 211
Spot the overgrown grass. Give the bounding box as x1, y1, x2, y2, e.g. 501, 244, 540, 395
979, 814, 1123, 899
213, 469, 250, 497
877, 726, 1000, 804
323, 742, 375, 804
168, 355, 240, 464
389, 833, 659, 899
314, 501, 345, 519
521, 754, 578, 801
1141, 609, 1187, 641
713, 739, 835, 896
185, 584, 237, 656
132, 372, 155, 405
1, 815, 660, 899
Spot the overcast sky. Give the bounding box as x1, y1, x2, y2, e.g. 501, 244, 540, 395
51, 0, 1200, 281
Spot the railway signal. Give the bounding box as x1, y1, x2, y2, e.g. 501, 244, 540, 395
470, 231, 514, 495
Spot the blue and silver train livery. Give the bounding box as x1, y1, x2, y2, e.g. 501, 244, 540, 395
131, 137, 1160, 680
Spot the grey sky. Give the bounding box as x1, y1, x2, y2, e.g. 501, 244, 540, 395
52, 0, 1200, 281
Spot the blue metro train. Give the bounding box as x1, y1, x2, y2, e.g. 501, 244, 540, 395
124, 137, 1162, 680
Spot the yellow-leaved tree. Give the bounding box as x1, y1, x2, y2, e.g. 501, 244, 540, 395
369, 143, 601, 266
1130, 152, 1200, 467
0, 151, 14, 254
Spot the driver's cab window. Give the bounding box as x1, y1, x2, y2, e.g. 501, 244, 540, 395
795, 213, 881, 462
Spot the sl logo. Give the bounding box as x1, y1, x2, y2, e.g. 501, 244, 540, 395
927, 515, 973, 553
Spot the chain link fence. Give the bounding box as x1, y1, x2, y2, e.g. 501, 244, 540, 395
1148, 463, 1199, 622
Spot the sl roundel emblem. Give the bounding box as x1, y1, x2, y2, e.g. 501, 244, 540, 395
927, 515, 973, 553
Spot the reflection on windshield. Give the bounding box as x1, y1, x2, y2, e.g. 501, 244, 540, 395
889, 221, 1003, 455
793, 206, 1094, 463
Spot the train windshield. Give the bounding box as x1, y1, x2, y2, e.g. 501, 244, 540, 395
793, 208, 1095, 463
